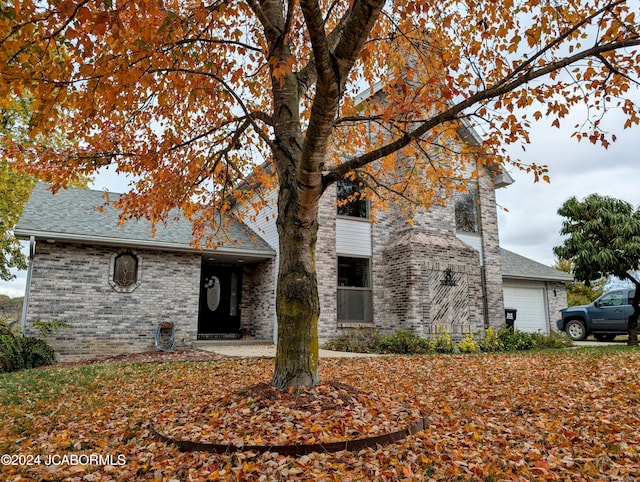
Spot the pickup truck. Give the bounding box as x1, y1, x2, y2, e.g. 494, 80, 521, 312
557, 288, 636, 341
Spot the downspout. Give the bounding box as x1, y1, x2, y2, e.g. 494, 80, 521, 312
20, 236, 36, 336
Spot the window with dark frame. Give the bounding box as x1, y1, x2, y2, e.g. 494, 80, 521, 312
454, 185, 479, 233
337, 256, 372, 322
337, 179, 368, 218
113, 252, 138, 287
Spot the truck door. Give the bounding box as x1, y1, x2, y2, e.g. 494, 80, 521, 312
590, 290, 627, 331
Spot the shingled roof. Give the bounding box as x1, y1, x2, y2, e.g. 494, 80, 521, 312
15, 184, 275, 260
501, 248, 573, 282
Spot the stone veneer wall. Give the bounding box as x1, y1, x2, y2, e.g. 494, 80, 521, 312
378, 229, 484, 337
316, 184, 338, 340
546, 281, 568, 330
477, 174, 506, 329
24, 242, 201, 361
240, 258, 277, 340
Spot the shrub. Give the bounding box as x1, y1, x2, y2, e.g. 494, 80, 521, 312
324, 326, 383, 353
33, 319, 72, 337
458, 333, 479, 353
432, 330, 455, 354
0, 320, 58, 373
19, 337, 56, 369
0, 322, 24, 373
498, 326, 535, 351
531, 330, 574, 349
379, 329, 432, 354
479, 327, 502, 352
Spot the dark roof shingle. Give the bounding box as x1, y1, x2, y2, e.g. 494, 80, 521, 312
501, 248, 573, 282
15, 184, 275, 258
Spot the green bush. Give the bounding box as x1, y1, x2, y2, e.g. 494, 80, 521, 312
0, 321, 57, 373
432, 330, 455, 354
379, 329, 432, 354
324, 326, 383, 353
531, 330, 574, 349
458, 333, 479, 353
19, 337, 56, 369
479, 327, 502, 352
0, 322, 24, 373
33, 319, 72, 337
497, 326, 535, 351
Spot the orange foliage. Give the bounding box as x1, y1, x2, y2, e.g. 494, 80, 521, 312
0, 0, 637, 236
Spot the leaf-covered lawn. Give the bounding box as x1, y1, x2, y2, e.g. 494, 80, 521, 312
1, 348, 640, 481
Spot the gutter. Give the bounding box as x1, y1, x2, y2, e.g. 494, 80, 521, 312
14, 230, 276, 261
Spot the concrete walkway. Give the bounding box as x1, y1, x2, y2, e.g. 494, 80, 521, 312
196, 339, 625, 358
196, 342, 379, 358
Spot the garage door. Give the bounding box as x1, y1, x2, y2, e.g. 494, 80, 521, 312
503, 285, 548, 334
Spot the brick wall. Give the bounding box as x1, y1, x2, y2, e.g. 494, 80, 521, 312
546, 281, 568, 330
317, 184, 338, 340
24, 242, 201, 361
377, 229, 484, 338
477, 174, 506, 329
240, 258, 277, 340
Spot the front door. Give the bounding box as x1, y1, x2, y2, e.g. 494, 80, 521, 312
198, 263, 242, 338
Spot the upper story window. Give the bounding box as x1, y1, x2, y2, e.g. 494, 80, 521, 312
337, 179, 368, 218
455, 185, 479, 233
109, 251, 141, 293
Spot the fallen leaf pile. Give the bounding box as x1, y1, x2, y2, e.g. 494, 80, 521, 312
2, 348, 640, 480
154, 381, 423, 447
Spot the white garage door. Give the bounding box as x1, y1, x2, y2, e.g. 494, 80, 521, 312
503, 285, 548, 334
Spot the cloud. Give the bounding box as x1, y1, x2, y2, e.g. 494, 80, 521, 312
497, 99, 640, 267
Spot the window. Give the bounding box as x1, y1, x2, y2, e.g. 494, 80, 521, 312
337, 179, 368, 218
454, 186, 479, 233
114, 253, 138, 286
109, 251, 141, 293
337, 256, 372, 322
599, 291, 624, 306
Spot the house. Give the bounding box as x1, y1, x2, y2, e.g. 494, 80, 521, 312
15, 169, 570, 360
500, 248, 573, 334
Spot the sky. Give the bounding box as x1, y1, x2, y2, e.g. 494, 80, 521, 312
495, 102, 640, 268
2, 95, 639, 299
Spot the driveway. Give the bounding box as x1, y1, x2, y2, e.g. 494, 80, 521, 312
572, 340, 626, 347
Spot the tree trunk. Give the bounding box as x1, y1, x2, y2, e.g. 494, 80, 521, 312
271, 184, 321, 390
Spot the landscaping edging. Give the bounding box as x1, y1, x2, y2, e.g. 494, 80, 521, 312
150, 416, 428, 455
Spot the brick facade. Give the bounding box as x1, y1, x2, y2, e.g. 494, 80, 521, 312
20, 169, 545, 359
316, 170, 506, 343
546, 281, 568, 330
240, 258, 277, 340
24, 243, 201, 360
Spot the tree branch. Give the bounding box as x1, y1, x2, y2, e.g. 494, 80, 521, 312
324, 37, 640, 185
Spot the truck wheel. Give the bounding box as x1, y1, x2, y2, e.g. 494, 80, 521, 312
565, 320, 587, 341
